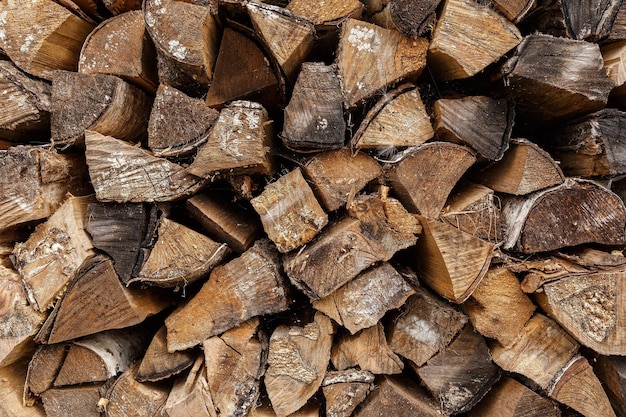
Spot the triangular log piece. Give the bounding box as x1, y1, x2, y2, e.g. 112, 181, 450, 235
283, 193, 421, 300
548, 109, 626, 177
13, 195, 95, 312
165, 240, 290, 351
353, 375, 444, 417
1, 358, 46, 416
51, 71, 152, 148
313, 262, 414, 334
434, 95, 513, 161
336, 18, 428, 109
387, 287, 467, 367
462, 267, 535, 348
0, 265, 46, 367
0, 0, 94, 79
593, 355, 626, 417
26, 344, 68, 398
281, 62, 345, 151
475, 138, 565, 195
251, 167, 328, 253
136, 326, 195, 383
78, 10, 158, 93
41, 383, 109, 417
412, 217, 494, 303
143, 0, 220, 95
265, 312, 334, 417
501, 178, 626, 253
548, 355, 617, 417
206, 27, 279, 108
428, 0, 522, 81
104, 0, 142, 15
39, 255, 170, 344
502, 34, 614, 127
331, 323, 403, 375
351, 83, 434, 151
490, 313, 579, 390
162, 355, 215, 417
187, 192, 261, 254
287, 0, 363, 27
148, 84, 219, 157
0, 61, 51, 142
364, 0, 441, 38
188, 101, 275, 178
322, 369, 374, 417
85, 130, 205, 202
386, 142, 476, 218
489, 0, 536, 23
104, 365, 170, 417
203, 318, 267, 417
467, 376, 561, 417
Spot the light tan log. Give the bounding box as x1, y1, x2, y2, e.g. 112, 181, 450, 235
41, 384, 108, 417
103, 0, 142, 15
287, 0, 363, 27
490, 0, 536, 22
136, 326, 195, 383
0, 359, 46, 417
593, 354, 626, 417
26, 344, 68, 398
322, 369, 374, 417
162, 355, 215, 417
104, 365, 169, 417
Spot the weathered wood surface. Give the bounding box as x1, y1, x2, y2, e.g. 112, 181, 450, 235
0, 358, 46, 417
322, 369, 374, 417
364, 0, 441, 37
136, 326, 194, 383
287, 0, 363, 27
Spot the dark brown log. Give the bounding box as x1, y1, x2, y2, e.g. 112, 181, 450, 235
609, 3, 626, 40
489, 0, 537, 22
104, 366, 169, 417
363, 0, 441, 37
593, 355, 626, 417
136, 326, 195, 382
322, 369, 374, 417
602, 40, 626, 107
0, 358, 46, 417
41, 384, 109, 417
26, 344, 68, 398
162, 355, 215, 417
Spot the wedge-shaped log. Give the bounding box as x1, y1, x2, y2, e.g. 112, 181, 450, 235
336, 18, 428, 108
79, 10, 158, 93
502, 178, 626, 253
165, 240, 290, 351
287, 0, 363, 27
386, 142, 476, 218
322, 369, 374, 417
162, 355, 215, 417
42, 384, 108, 417
105, 365, 169, 417
1, 358, 46, 417
26, 344, 67, 398
85, 131, 205, 202
364, 0, 441, 37
265, 312, 334, 417
594, 355, 626, 417
136, 326, 194, 383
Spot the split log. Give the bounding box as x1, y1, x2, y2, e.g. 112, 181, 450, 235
162, 355, 215, 417
148, 84, 219, 157
489, 0, 537, 23
428, 0, 522, 81
54, 0, 101, 23
104, 366, 169, 417
501, 178, 626, 253
265, 312, 334, 417
593, 355, 626, 417
602, 40, 626, 107
281, 62, 345, 151
312, 262, 414, 334
287, 0, 363, 27
79, 10, 158, 93
251, 167, 328, 253
165, 239, 290, 351
475, 138, 565, 195
136, 326, 195, 382
85, 130, 205, 202
386, 142, 476, 219
609, 3, 626, 41
51, 71, 152, 148
387, 287, 468, 367
0, 0, 94, 79
363, 0, 441, 37
0, 359, 46, 417
12, 195, 95, 312
0, 61, 51, 142
351, 83, 434, 151
188, 100, 275, 178
0, 228, 31, 269
331, 323, 404, 375
26, 344, 68, 398
283, 192, 421, 300
103, 0, 142, 15
250, 401, 320, 417
336, 18, 428, 109
548, 0, 622, 41
41, 383, 109, 417
322, 369, 374, 417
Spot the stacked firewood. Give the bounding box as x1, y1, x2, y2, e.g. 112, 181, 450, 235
4, 0, 626, 416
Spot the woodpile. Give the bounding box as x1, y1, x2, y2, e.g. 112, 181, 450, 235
5, 0, 626, 416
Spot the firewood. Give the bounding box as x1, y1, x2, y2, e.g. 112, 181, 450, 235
103, 0, 142, 15
0, 0, 94, 79
51, 71, 152, 148
363, 0, 441, 38
386, 142, 476, 218
490, 313, 579, 390
0, 359, 46, 417
350, 83, 434, 151
26, 344, 68, 398
0, 265, 46, 367
475, 138, 565, 195
331, 323, 404, 375
428, 0, 522, 81
462, 267, 535, 347
550, 0, 621, 41
312, 262, 414, 334
41, 384, 109, 417
162, 354, 215, 417
79, 11, 158, 93
468, 376, 561, 417
188, 100, 275, 178
85, 130, 205, 202
602, 40, 626, 106
136, 326, 194, 383
388, 287, 468, 367
489, 0, 537, 23
250, 400, 320, 417
609, 4, 626, 40
165, 239, 290, 351
251, 167, 328, 253
502, 178, 626, 253
12, 195, 95, 312
322, 369, 374, 417
54, 0, 102, 23
265, 312, 334, 417
283, 192, 421, 300
593, 355, 626, 417
502, 34, 614, 127
434, 95, 513, 161
0, 61, 51, 142
0, 228, 31, 268
104, 365, 169, 417
143, 0, 220, 95
281, 62, 345, 151
287, 0, 363, 27
187, 192, 261, 254
336, 18, 428, 109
